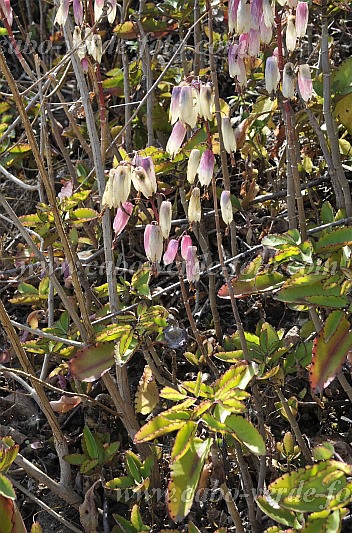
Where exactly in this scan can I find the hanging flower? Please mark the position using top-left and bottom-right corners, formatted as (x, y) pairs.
(73, 0), (83, 25)
(94, 0), (105, 22)
(222, 117), (237, 154)
(260, 15), (273, 44)
(282, 62), (295, 99)
(248, 29), (260, 57)
(298, 64), (313, 102)
(179, 86), (198, 129)
(265, 56), (280, 94)
(166, 121), (187, 158)
(181, 235), (193, 259)
(228, 0), (240, 33)
(159, 201), (172, 239)
(220, 191), (234, 225)
(133, 155), (157, 193)
(90, 34), (103, 63)
(169, 85), (182, 125)
(145, 224), (163, 262)
(199, 84), (213, 121)
(237, 0), (252, 34)
(188, 187), (202, 223)
(0, 0), (13, 25)
(163, 239), (179, 265)
(187, 149), (201, 184)
(296, 2), (309, 38)
(198, 149), (215, 187)
(286, 15), (297, 52)
(107, 0), (117, 23)
(186, 246), (200, 283)
(102, 166), (131, 208)
(250, 0), (263, 31)
(54, 0), (69, 26)
(132, 167), (155, 198)
(113, 202), (133, 236)
(73, 27), (86, 60)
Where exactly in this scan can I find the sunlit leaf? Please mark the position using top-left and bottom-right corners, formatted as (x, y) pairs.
(135, 365), (159, 415)
(310, 310), (352, 393)
(0, 474), (15, 500)
(69, 342), (115, 382)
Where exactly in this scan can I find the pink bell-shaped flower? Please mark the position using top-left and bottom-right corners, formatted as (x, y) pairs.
(107, 0), (117, 23)
(298, 64), (313, 102)
(90, 34), (103, 63)
(179, 86), (198, 129)
(282, 62), (295, 99)
(198, 149), (215, 187)
(250, 0), (263, 30)
(94, 0), (104, 22)
(296, 2), (309, 38)
(228, 0), (239, 33)
(73, 0), (83, 25)
(286, 15), (297, 52)
(166, 121), (187, 158)
(187, 149), (201, 184)
(113, 202), (133, 236)
(163, 239), (179, 265)
(222, 117), (237, 154)
(133, 155), (157, 193)
(181, 235), (193, 259)
(54, 0), (69, 26)
(169, 85), (182, 125)
(237, 0), (252, 34)
(199, 84), (213, 121)
(186, 246), (200, 283)
(220, 191), (234, 225)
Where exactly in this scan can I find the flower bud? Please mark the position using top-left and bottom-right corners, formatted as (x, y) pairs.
(199, 84), (213, 121)
(265, 56), (280, 94)
(169, 85), (182, 124)
(179, 86), (198, 129)
(73, 0), (83, 25)
(107, 0), (117, 23)
(81, 57), (89, 73)
(147, 224), (163, 263)
(188, 187), (202, 224)
(166, 121), (186, 158)
(159, 201), (172, 239)
(237, 0), (252, 34)
(163, 239), (179, 265)
(181, 235), (192, 259)
(94, 0), (104, 22)
(282, 62), (295, 99)
(132, 167), (154, 198)
(187, 149), (201, 184)
(186, 246), (200, 283)
(90, 33), (103, 63)
(222, 117), (237, 154)
(198, 149), (215, 187)
(286, 15), (297, 52)
(298, 64), (313, 102)
(220, 190), (234, 225)
(295, 2), (308, 38)
(55, 0), (69, 26)
(113, 202), (133, 236)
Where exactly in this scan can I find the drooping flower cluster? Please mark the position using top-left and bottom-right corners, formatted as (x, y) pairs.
(166, 81), (214, 158)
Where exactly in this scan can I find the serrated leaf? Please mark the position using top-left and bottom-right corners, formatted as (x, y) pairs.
(30, 523), (43, 533)
(167, 437), (213, 522)
(313, 442), (335, 462)
(135, 365), (159, 415)
(125, 451), (142, 483)
(218, 270), (286, 298)
(134, 412), (190, 443)
(159, 387), (188, 401)
(63, 454), (86, 466)
(131, 263), (151, 298)
(112, 513), (137, 533)
(315, 227), (352, 253)
(171, 422), (197, 462)
(80, 458), (99, 474)
(95, 325), (127, 342)
(130, 504), (149, 531)
(275, 274), (347, 308)
(71, 208), (98, 224)
(310, 310), (352, 394)
(69, 342), (115, 382)
(225, 415), (266, 455)
(256, 495), (296, 527)
(0, 496), (26, 533)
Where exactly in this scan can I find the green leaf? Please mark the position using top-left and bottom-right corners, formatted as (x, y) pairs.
(70, 208), (98, 224)
(130, 504), (149, 531)
(188, 521), (201, 533)
(0, 474), (15, 500)
(275, 274), (347, 308)
(321, 201), (335, 224)
(160, 387), (188, 401)
(69, 342), (115, 382)
(134, 411), (190, 443)
(167, 437), (213, 522)
(171, 422), (197, 462)
(106, 476), (135, 489)
(332, 56), (352, 94)
(225, 415), (266, 455)
(131, 263), (151, 298)
(334, 93), (352, 134)
(63, 454), (86, 466)
(256, 496), (295, 527)
(218, 268), (286, 298)
(0, 495), (26, 533)
(315, 227), (352, 253)
(313, 442), (335, 462)
(125, 451), (142, 484)
(112, 513), (137, 533)
(83, 426), (98, 460)
(80, 458), (99, 474)
(310, 310), (352, 394)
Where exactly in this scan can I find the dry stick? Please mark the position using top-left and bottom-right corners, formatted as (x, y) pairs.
(62, 20), (132, 403)
(220, 482), (245, 533)
(0, 163), (39, 191)
(0, 300), (77, 489)
(207, 5), (237, 260)
(9, 477), (83, 533)
(321, 0), (352, 216)
(177, 261), (219, 378)
(136, 8), (154, 147)
(275, 387), (313, 464)
(233, 440), (258, 533)
(122, 51), (133, 153)
(193, 0), (202, 77)
(13, 453), (82, 508)
(0, 192), (87, 339)
(0, 49), (94, 344)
